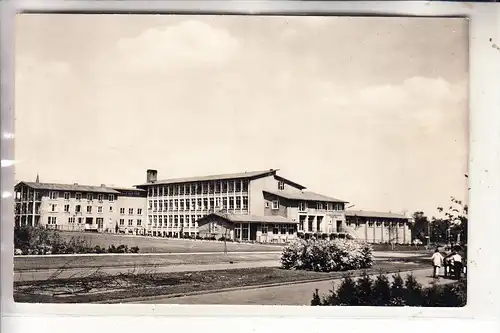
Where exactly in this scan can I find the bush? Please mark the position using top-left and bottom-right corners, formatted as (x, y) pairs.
(281, 238), (374, 272)
(312, 272), (467, 307)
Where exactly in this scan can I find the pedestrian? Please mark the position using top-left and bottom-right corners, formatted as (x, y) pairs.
(450, 251), (463, 280)
(431, 248), (444, 278)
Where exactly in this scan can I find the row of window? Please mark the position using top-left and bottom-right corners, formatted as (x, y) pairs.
(119, 219), (142, 226)
(49, 204), (143, 215)
(149, 214), (200, 228)
(347, 221), (407, 227)
(49, 217), (144, 226)
(147, 180), (250, 197)
(48, 191), (115, 202)
(148, 197), (249, 212)
(299, 201), (344, 211)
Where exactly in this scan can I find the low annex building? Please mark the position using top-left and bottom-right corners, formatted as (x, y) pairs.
(14, 168), (413, 244)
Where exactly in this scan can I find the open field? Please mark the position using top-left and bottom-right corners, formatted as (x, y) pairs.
(55, 231), (284, 253)
(14, 261), (429, 304)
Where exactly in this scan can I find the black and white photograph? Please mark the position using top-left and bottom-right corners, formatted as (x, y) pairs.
(12, 14), (468, 306)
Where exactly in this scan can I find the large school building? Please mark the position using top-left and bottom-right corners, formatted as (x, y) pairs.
(14, 168), (412, 244)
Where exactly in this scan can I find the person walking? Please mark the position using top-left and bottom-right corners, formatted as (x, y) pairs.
(431, 248), (444, 278)
(450, 251), (463, 280)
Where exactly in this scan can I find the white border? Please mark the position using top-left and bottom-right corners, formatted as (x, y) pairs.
(1, 1), (500, 332)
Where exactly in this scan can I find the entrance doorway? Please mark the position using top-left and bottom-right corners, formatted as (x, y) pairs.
(336, 220), (342, 232)
(250, 224), (258, 241)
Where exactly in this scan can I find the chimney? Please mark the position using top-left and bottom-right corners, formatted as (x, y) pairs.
(147, 169), (158, 183)
(101, 184), (106, 187)
(74, 183), (78, 185)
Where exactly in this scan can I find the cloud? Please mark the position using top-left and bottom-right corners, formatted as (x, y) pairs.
(111, 20), (239, 72)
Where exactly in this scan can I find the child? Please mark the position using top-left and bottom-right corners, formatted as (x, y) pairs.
(431, 248), (444, 278)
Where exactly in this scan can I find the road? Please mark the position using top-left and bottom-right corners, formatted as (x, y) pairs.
(133, 268), (451, 305)
(13, 251), (427, 282)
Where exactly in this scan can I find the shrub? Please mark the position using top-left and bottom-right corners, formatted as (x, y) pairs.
(130, 246), (140, 253)
(281, 238), (374, 272)
(311, 273), (467, 307)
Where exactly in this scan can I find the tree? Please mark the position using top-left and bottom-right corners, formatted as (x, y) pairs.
(437, 196), (468, 245)
(410, 211), (429, 242)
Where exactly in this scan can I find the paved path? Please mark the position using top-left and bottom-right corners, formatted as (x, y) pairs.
(134, 268), (453, 305)
(14, 250), (426, 282)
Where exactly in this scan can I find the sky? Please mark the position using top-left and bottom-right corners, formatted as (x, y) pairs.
(14, 14), (469, 217)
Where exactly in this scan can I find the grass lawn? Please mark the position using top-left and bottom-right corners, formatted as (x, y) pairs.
(14, 252), (282, 271)
(56, 231), (284, 253)
(14, 260), (427, 304)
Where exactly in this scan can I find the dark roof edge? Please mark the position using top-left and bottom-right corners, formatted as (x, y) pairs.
(274, 175), (307, 190)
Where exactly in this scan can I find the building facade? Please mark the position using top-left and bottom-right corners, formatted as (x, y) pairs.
(14, 169), (413, 244)
(14, 181), (147, 235)
(345, 210), (412, 244)
(134, 169), (349, 242)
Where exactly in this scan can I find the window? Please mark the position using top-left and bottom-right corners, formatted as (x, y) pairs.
(280, 224), (287, 234)
(265, 202), (269, 208)
(179, 199), (185, 211)
(278, 181), (285, 191)
(242, 180), (248, 192)
(120, 219), (124, 226)
(138, 208), (142, 215)
(174, 199), (179, 210)
(64, 192), (70, 200)
(75, 193), (82, 201)
(368, 221), (374, 227)
(153, 201), (157, 212)
(186, 184), (191, 195)
(221, 182), (227, 193)
(158, 216), (163, 227)
(50, 204), (57, 212)
(215, 181), (221, 194)
(272, 200), (279, 210)
(203, 198), (208, 210)
(98, 206), (103, 213)
(346, 221), (352, 226)
(137, 219), (142, 226)
(262, 224), (268, 233)
(163, 200), (168, 211)
(68, 217), (75, 223)
(78, 217), (83, 224)
(129, 208), (134, 215)
(222, 198), (227, 209)
(108, 194), (114, 202)
(128, 219), (133, 226)
(228, 181), (234, 192)
(235, 181), (241, 192)
(399, 222), (405, 227)
(109, 206), (113, 212)
(288, 224), (296, 234)
(64, 204), (70, 212)
(179, 185), (184, 195)
(50, 191), (58, 200)
(299, 201), (307, 211)
(120, 208), (125, 214)
(191, 199), (196, 210)
(376, 221), (382, 227)
(48, 216), (57, 224)
(87, 206), (92, 213)
(87, 193), (93, 201)
(208, 182), (214, 194)
(273, 224), (279, 234)
(169, 200), (174, 211)
(229, 197), (234, 210)
(209, 198), (214, 210)
(235, 197), (241, 209)
(97, 194), (103, 202)
(215, 197), (221, 208)
(191, 215), (196, 227)
(75, 205), (81, 213)
(327, 203), (333, 211)
(174, 215), (179, 227)
(316, 202), (325, 210)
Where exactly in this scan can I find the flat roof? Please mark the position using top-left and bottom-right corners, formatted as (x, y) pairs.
(135, 169), (278, 186)
(16, 182), (120, 194)
(198, 212), (297, 224)
(264, 190), (348, 203)
(345, 210), (409, 219)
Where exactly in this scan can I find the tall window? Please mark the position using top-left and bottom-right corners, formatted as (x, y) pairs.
(222, 197), (228, 209)
(120, 208), (125, 214)
(299, 201), (307, 211)
(64, 204), (70, 212)
(109, 206), (113, 212)
(272, 200), (279, 210)
(215, 181), (221, 194)
(209, 198), (214, 210)
(242, 180), (248, 192)
(228, 181), (234, 192)
(163, 200), (168, 211)
(197, 198), (202, 210)
(108, 194), (114, 202)
(87, 206), (92, 213)
(159, 201), (163, 211)
(76, 193), (82, 201)
(64, 192), (70, 200)
(87, 193), (93, 201)
(243, 197), (248, 210)
(235, 181), (241, 192)
(120, 219), (124, 226)
(179, 185), (184, 195)
(229, 197), (234, 209)
(50, 191), (58, 200)
(48, 216), (57, 224)
(262, 224), (268, 233)
(97, 194), (104, 202)
(98, 206), (103, 213)
(235, 197), (241, 209)
(75, 205), (81, 213)
(137, 219), (142, 226)
(179, 199), (185, 211)
(221, 182), (227, 193)
(215, 197), (221, 208)
(208, 182), (214, 194)
(203, 198), (208, 210)
(138, 208), (142, 215)
(191, 215), (196, 227)
(185, 199), (190, 211)
(202, 183), (208, 194)
(158, 216), (163, 227)
(50, 204), (57, 212)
